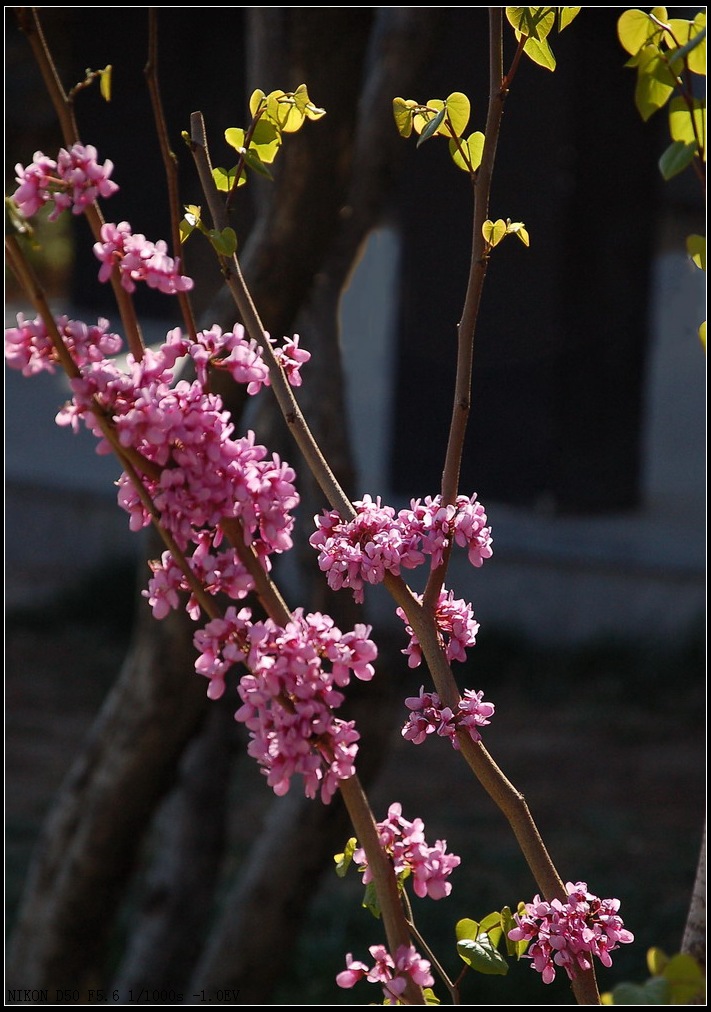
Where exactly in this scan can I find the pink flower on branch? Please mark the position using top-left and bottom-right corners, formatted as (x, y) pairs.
(93, 221), (193, 295)
(508, 881), (634, 984)
(194, 607), (377, 803)
(310, 493), (492, 603)
(354, 802), (461, 901)
(402, 685), (495, 749)
(5, 313), (122, 376)
(13, 144), (118, 220)
(397, 588), (480, 668)
(336, 943), (434, 1000)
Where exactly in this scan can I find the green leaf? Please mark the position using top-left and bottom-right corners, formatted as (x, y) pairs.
(686, 234), (705, 271)
(449, 131), (485, 173)
(666, 18), (706, 76)
(557, 7), (581, 32)
(243, 147), (274, 180)
(501, 906), (529, 958)
(334, 837), (357, 877)
(457, 935), (509, 975)
(212, 165), (243, 192)
(617, 9), (664, 57)
(658, 139), (697, 179)
(249, 119), (282, 164)
(393, 97), (418, 138)
(698, 320), (706, 348)
(224, 127), (246, 152)
(478, 911), (502, 933)
(362, 881), (381, 919)
(444, 92), (471, 137)
(523, 34), (557, 70)
(417, 106), (447, 147)
(646, 947), (668, 976)
(99, 65), (112, 102)
(663, 953), (706, 1004)
(607, 979), (671, 1004)
(455, 918), (480, 941)
(249, 88), (266, 118)
(483, 219), (508, 247)
(634, 46), (676, 120)
(208, 227), (237, 257)
(423, 987), (441, 1005)
(668, 97), (706, 154)
(506, 7), (556, 41)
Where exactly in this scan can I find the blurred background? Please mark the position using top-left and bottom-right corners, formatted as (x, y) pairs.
(6, 7), (705, 1005)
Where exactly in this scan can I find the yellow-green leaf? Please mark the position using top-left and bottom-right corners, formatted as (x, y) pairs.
(524, 34), (556, 70)
(249, 119), (282, 164)
(449, 131), (485, 173)
(686, 234), (705, 271)
(663, 953), (706, 1004)
(634, 46), (676, 120)
(617, 8), (664, 56)
(483, 219), (507, 247)
(659, 139), (697, 179)
(666, 17), (706, 76)
(225, 127), (246, 153)
(455, 918), (480, 941)
(417, 106), (447, 147)
(413, 99), (445, 136)
(249, 88), (266, 118)
(393, 97), (418, 138)
(99, 65), (112, 102)
(698, 320), (706, 348)
(557, 7), (581, 32)
(647, 947), (668, 976)
(212, 165), (244, 192)
(334, 837), (357, 877)
(444, 92), (471, 137)
(423, 987), (441, 1005)
(506, 7), (556, 41)
(668, 96), (706, 154)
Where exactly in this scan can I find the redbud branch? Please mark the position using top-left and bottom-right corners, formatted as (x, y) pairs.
(144, 9), (199, 342)
(423, 7), (504, 613)
(401, 889), (459, 1004)
(14, 7), (145, 360)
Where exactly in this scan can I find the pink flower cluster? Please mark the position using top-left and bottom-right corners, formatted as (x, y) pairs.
(93, 221), (193, 294)
(336, 944), (434, 1001)
(402, 685), (495, 749)
(310, 493), (492, 605)
(13, 144), (119, 221)
(187, 324), (310, 394)
(508, 882), (634, 984)
(194, 607), (377, 802)
(355, 802), (460, 901)
(398, 588), (480, 668)
(5, 313), (122, 376)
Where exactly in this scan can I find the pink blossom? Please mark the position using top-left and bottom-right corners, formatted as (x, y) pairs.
(5, 313), (122, 376)
(13, 144), (118, 220)
(93, 221), (193, 294)
(271, 333), (311, 386)
(397, 588), (479, 669)
(508, 881), (634, 984)
(336, 944), (434, 1000)
(353, 802), (460, 901)
(402, 685), (494, 750)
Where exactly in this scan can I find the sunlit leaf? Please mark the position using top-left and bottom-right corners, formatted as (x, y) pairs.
(455, 918), (480, 941)
(444, 92), (471, 137)
(483, 219), (508, 247)
(659, 139), (697, 178)
(334, 837), (357, 877)
(393, 97), (418, 138)
(225, 127), (246, 153)
(557, 7), (581, 32)
(413, 100), (445, 136)
(646, 948), (668, 976)
(617, 8), (664, 56)
(634, 46), (676, 120)
(99, 65), (112, 102)
(698, 320), (706, 348)
(523, 35), (556, 70)
(668, 97), (706, 154)
(506, 7), (556, 41)
(666, 18), (706, 75)
(457, 935), (509, 975)
(249, 88), (266, 118)
(212, 165), (243, 192)
(449, 131), (485, 173)
(423, 987), (441, 1005)
(686, 234), (706, 271)
(501, 906), (529, 957)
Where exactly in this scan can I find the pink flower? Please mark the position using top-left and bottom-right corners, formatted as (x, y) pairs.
(508, 882), (634, 983)
(353, 802), (460, 901)
(402, 685), (494, 750)
(336, 944), (433, 1000)
(397, 588), (479, 669)
(13, 145), (118, 220)
(93, 221), (193, 294)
